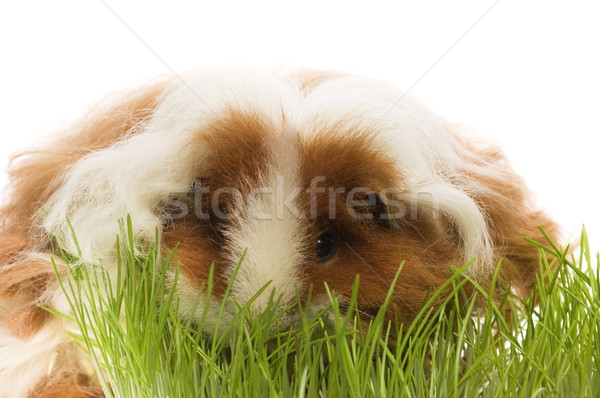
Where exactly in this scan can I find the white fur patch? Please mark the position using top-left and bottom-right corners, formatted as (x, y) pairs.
(0, 321), (91, 398)
(223, 132), (307, 313)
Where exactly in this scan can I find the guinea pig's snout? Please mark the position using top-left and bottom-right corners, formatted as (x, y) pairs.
(228, 253), (304, 319)
(224, 217), (307, 318)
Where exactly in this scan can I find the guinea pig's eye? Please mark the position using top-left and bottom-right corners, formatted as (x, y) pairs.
(316, 232), (338, 263)
(368, 192), (388, 222)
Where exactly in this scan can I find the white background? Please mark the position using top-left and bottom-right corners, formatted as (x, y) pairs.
(1, 1), (598, 253)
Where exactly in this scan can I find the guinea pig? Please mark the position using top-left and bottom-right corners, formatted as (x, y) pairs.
(0, 68), (558, 396)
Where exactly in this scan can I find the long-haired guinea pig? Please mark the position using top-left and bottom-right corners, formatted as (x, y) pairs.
(0, 69), (558, 396)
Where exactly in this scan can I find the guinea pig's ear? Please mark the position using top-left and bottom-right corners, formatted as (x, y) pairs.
(449, 126), (561, 297)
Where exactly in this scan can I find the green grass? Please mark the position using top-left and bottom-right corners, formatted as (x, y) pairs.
(52, 218), (600, 397)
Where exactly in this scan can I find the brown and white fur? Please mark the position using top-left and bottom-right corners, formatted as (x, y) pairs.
(0, 69), (558, 397)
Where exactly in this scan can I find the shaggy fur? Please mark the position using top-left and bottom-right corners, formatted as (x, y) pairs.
(0, 69), (558, 397)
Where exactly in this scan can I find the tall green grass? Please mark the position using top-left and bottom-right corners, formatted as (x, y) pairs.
(53, 218), (600, 397)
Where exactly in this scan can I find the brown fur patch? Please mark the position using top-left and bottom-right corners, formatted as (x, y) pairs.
(471, 169), (559, 295)
(449, 127), (561, 297)
(297, 128), (461, 323)
(0, 255), (67, 339)
(163, 109), (275, 295)
(30, 372), (104, 398)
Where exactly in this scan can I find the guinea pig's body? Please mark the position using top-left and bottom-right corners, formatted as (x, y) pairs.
(0, 69), (557, 397)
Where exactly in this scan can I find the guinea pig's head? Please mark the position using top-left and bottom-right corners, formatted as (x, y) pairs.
(30, 69), (558, 331)
(160, 109), (460, 327)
